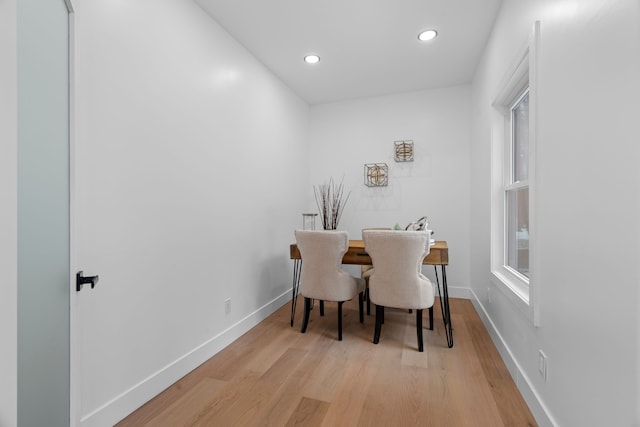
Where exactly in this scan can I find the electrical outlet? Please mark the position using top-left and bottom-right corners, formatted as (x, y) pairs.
(487, 287), (492, 303)
(538, 350), (548, 381)
(225, 298), (231, 315)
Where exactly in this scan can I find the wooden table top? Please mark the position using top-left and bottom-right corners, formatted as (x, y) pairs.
(290, 239), (448, 266)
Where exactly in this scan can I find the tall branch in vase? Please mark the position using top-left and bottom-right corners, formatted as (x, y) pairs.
(313, 177), (351, 230)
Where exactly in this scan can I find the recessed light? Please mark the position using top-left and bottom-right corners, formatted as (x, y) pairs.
(304, 55), (320, 64)
(418, 29), (438, 41)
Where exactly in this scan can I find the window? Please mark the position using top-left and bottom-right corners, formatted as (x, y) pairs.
(506, 90), (529, 278)
(490, 22), (539, 325)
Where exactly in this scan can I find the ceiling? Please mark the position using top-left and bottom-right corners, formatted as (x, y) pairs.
(195, 0), (502, 105)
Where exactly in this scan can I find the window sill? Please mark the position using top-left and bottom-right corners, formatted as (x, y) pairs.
(490, 269), (533, 324)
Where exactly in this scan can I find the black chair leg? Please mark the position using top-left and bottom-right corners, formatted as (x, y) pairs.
(338, 301), (343, 341)
(366, 288), (370, 315)
(301, 297), (311, 333)
(373, 305), (384, 344)
(358, 292), (364, 323)
(428, 306), (434, 330)
(319, 300), (324, 316)
(416, 309), (424, 352)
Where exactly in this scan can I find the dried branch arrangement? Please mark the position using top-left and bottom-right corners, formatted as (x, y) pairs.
(313, 177), (351, 230)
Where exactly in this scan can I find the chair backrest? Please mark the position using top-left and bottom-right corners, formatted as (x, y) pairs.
(362, 230), (434, 309)
(294, 230), (359, 301)
(361, 227), (391, 274)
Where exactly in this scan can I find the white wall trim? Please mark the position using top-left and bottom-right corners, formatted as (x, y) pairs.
(489, 21), (541, 327)
(68, 3), (80, 425)
(443, 284), (471, 300)
(0, 0), (17, 425)
(80, 289), (291, 427)
(469, 288), (557, 427)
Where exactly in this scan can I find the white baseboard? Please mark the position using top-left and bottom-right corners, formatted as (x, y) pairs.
(443, 284), (471, 300)
(469, 289), (557, 427)
(81, 290), (291, 427)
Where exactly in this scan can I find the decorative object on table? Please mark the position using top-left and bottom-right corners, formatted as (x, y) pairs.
(313, 177), (351, 230)
(364, 163), (388, 187)
(394, 140), (414, 162)
(405, 216), (435, 246)
(405, 216), (428, 231)
(302, 213), (318, 230)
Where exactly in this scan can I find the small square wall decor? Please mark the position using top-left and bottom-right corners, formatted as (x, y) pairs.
(394, 140), (414, 162)
(364, 163), (388, 187)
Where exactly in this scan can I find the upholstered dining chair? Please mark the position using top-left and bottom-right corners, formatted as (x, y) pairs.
(361, 227), (391, 315)
(362, 229), (435, 352)
(295, 230), (365, 341)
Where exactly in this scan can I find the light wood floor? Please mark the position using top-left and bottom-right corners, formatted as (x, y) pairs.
(117, 297), (537, 426)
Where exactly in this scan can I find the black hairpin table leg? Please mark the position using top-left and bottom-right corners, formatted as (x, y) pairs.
(290, 259), (302, 327)
(434, 265), (453, 348)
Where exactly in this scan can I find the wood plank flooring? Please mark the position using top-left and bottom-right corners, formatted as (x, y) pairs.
(117, 297), (537, 426)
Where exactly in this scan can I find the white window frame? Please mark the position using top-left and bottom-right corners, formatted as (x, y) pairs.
(490, 22), (540, 326)
(505, 88), (529, 279)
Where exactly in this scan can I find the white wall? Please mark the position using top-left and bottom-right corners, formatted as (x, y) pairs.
(0, 0), (17, 425)
(73, 1), (309, 424)
(308, 86), (471, 293)
(470, 0), (640, 426)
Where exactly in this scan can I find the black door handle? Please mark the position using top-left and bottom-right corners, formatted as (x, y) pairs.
(76, 271), (99, 292)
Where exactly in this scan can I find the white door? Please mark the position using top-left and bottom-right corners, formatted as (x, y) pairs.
(70, 6), (182, 424)
(69, 43), (143, 427)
